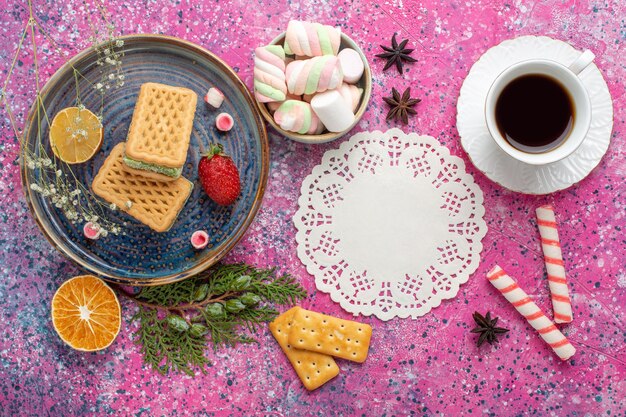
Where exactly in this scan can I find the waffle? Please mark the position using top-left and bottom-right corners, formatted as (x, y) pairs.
(124, 82), (197, 174)
(92, 143), (193, 233)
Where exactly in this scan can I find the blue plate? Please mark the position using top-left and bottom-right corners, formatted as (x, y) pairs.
(21, 35), (269, 285)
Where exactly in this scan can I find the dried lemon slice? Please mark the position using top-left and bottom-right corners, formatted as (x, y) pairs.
(51, 275), (121, 351)
(49, 107), (103, 164)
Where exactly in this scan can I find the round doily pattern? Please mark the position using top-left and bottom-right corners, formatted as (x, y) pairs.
(294, 129), (487, 320)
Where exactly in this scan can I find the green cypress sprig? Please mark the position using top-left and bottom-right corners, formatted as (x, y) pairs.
(121, 263), (307, 376)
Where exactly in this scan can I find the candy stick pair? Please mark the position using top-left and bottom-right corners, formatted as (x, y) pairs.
(536, 205), (573, 323)
(487, 265), (576, 361)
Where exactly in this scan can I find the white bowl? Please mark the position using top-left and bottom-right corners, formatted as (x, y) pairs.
(256, 32), (372, 144)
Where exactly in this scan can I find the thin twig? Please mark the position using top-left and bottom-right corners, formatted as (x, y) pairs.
(117, 290), (236, 312)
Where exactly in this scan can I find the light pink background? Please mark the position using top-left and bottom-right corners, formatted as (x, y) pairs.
(0, 0), (624, 415)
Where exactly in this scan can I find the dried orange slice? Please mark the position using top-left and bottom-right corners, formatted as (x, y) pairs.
(49, 106), (103, 164)
(51, 275), (121, 351)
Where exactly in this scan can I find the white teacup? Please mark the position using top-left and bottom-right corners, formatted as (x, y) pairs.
(485, 50), (595, 165)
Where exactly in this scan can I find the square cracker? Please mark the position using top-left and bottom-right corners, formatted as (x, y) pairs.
(269, 307), (339, 391)
(92, 143), (193, 233)
(125, 82), (197, 168)
(287, 308), (372, 363)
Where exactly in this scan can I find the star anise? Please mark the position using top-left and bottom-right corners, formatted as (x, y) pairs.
(383, 87), (421, 125)
(470, 311), (509, 347)
(375, 33), (417, 74)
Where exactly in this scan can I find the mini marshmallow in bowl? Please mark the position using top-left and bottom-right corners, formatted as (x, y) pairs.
(253, 20), (372, 144)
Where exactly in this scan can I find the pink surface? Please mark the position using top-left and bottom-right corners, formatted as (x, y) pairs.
(1, 0), (625, 416)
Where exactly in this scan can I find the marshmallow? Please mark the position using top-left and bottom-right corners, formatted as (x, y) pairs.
(274, 100), (324, 135)
(83, 222), (101, 240)
(191, 230), (209, 250)
(305, 84), (361, 110)
(215, 113), (234, 132)
(204, 87), (225, 109)
(286, 56), (343, 96)
(311, 89), (355, 132)
(267, 93), (302, 113)
(254, 45), (288, 103)
(337, 48), (364, 84)
(337, 83), (363, 112)
(284, 20), (341, 57)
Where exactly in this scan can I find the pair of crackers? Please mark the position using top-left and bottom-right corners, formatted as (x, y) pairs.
(269, 306), (372, 391)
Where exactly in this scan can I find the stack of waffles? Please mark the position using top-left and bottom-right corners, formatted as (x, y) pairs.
(92, 83), (197, 232)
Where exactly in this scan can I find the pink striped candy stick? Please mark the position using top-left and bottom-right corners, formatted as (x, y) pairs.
(536, 205), (573, 323)
(487, 265), (576, 361)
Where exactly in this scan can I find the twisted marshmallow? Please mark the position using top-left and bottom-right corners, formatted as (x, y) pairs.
(284, 20), (341, 57)
(286, 56), (343, 96)
(254, 45), (287, 103)
(274, 100), (324, 135)
(267, 93), (302, 113)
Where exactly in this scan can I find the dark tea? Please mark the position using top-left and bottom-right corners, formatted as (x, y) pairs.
(495, 74), (574, 154)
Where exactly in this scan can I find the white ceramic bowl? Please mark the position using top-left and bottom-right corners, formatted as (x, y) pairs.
(256, 32), (372, 144)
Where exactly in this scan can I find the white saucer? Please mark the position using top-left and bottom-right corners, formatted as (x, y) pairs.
(457, 36), (613, 195)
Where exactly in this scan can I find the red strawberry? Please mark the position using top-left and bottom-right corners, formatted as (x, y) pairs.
(198, 144), (241, 206)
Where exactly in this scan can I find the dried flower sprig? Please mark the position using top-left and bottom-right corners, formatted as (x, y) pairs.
(3, 0), (127, 237)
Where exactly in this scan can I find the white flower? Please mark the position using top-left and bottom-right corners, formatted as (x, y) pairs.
(109, 203), (117, 211)
(104, 48), (111, 56)
(30, 184), (41, 192)
(115, 39), (124, 47)
(118, 74), (125, 80)
(56, 170), (63, 177)
(95, 83), (103, 90)
(27, 161), (36, 169)
(125, 200), (132, 209)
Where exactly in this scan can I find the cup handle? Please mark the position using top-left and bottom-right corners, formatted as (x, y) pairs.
(568, 50), (595, 75)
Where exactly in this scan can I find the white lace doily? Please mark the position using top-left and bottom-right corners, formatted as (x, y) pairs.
(294, 129), (487, 320)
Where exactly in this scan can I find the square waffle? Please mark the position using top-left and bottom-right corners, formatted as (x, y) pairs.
(92, 143), (193, 232)
(124, 82), (197, 180)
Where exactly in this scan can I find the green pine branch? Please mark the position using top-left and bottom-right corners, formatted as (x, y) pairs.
(132, 308), (211, 376)
(122, 263), (307, 376)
